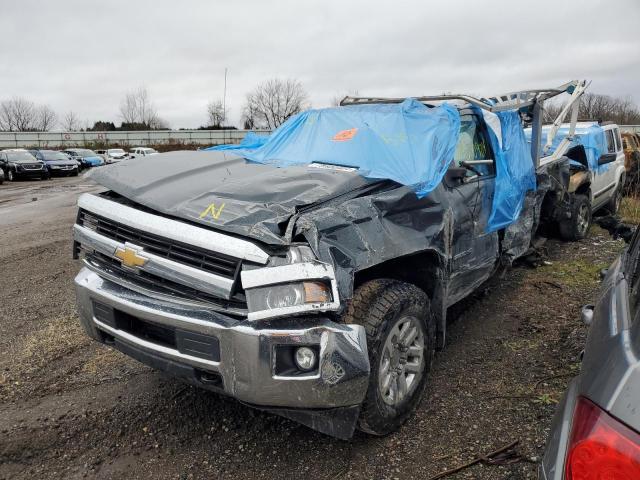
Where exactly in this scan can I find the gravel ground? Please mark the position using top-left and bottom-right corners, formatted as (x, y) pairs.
(0, 174), (629, 479)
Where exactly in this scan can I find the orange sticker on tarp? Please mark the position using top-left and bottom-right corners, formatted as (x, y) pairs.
(332, 128), (358, 142)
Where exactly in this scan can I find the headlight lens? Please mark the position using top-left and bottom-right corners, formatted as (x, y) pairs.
(246, 281), (332, 313)
(266, 284), (304, 309)
(243, 245), (335, 319)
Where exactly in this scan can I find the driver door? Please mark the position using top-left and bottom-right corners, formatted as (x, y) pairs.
(446, 111), (499, 304)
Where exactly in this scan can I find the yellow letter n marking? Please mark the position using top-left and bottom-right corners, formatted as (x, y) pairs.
(199, 203), (226, 220)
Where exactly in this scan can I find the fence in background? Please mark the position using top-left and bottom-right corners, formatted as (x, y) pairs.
(0, 129), (270, 149)
(2, 126), (639, 149)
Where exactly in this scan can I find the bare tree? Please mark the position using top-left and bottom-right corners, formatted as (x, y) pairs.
(119, 86), (164, 129)
(545, 92), (640, 125)
(206, 99), (226, 127)
(243, 78), (309, 129)
(0, 97), (38, 131)
(0, 100), (15, 131)
(242, 102), (258, 130)
(542, 101), (564, 123)
(35, 105), (57, 131)
(61, 111), (81, 131)
(578, 93), (640, 124)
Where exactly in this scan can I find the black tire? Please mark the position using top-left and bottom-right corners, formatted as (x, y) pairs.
(7, 169), (14, 182)
(559, 194), (591, 241)
(72, 168), (79, 177)
(605, 180), (623, 214)
(343, 279), (435, 436)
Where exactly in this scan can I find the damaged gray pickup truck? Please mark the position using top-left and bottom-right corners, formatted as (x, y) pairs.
(73, 80), (589, 439)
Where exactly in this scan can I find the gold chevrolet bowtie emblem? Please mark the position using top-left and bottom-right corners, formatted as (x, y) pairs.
(114, 246), (148, 269)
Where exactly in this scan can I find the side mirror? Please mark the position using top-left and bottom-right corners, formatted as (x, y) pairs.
(598, 153), (617, 165)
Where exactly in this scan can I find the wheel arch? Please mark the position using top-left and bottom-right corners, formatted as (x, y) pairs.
(352, 249), (448, 349)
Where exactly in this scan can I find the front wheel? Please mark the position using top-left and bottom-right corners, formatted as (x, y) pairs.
(7, 169), (14, 181)
(343, 279), (435, 435)
(559, 194), (592, 241)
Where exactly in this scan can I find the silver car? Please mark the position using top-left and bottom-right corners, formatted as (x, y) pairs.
(540, 228), (640, 478)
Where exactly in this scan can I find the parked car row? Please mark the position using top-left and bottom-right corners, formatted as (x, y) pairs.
(0, 146), (160, 184)
(0, 149), (51, 182)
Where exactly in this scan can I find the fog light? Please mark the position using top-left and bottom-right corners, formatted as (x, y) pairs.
(294, 346), (317, 371)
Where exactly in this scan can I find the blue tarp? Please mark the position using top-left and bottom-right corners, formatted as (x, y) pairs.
(213, 131), (269, 151)
(210, 100), (537, 233)
(207, 99), (461, 197)
(483, 110), (536, 232)
(525, 123), (607, 172)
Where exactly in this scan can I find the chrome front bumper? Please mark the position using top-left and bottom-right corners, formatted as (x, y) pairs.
(75, 267), (370, 409)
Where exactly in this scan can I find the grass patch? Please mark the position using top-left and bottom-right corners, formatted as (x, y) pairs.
(82, 348), (125, 374)
(620, 195), (640, 224)
(8, 317), (89, 377)
(536, 259), (609, 290)
(0, 317), (91, 400)
(502, 337), (544, 353)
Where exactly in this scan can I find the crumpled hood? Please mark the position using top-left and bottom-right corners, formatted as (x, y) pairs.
(88, 150), (373, 245)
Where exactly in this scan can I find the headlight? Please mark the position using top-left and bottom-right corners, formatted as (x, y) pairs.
(241, 245), (339, 321)
(246, 281), (332, 313)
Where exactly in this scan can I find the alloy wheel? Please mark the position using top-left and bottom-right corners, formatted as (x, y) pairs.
(378, 315), (425, 406)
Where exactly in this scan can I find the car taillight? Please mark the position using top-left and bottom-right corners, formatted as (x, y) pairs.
(565, 397), (640, 479)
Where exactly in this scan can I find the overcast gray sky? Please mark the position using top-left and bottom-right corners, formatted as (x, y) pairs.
(1, 0), (639, 129)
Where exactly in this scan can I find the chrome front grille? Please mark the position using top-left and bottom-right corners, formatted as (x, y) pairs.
(73, 193), (269, 314)
(79, 209), (240, 279)
(82, 251), (247, 314)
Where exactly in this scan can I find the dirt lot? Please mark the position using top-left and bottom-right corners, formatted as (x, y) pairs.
(0, 174), (632, 480)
